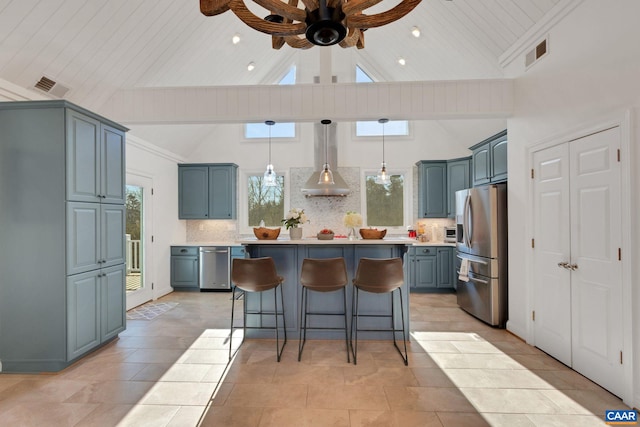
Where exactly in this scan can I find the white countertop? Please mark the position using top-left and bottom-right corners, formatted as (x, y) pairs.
(171, 239), (455, 247)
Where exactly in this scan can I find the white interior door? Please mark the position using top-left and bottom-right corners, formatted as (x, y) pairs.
(532, 127), (623, 397)
(532, 144), (572, 366)
(569, 127), (623, 397)
(125, 173), (154, 310)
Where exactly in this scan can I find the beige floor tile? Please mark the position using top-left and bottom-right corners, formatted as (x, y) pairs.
(259, 408), (350, 427)
(132, 363), (212, 382)
(0, 401), (99, 427)
(307, 384), (389, 410)
(349, 409), (443, 427)
(429, 353), (526, 370)
(179, 349), (232, 364)
(272, 363), (345, 385)
(384, 385), (477, 412)
(411, 340), (461, 353)
(480, 413), (537, 427)
(166, 406), (207, 426)
(223, 363), (277, 384)
(410, 368), (458, 388)
(114, 404), (181, 427)
(0, 378), (92, 403)
(199, 405), (263, 427)
(450, 340), (504, 354)
(140, 381), (218, 406)
(226, 383), (308, 408)
(64, 380), (154, 404)
(74, 403), (135, 426)
(436, 411), (492, 427)
(60, 361), (147, 381)
(459, 388), (563, 414)
(442, 368), (555, 389)
(540, 388), (628, 415)
(343, 365), (419, 386)
(124, 348), (192, 364)
(202, 364), (229, 383)
(510, 354), (571, 371)
(525, 413), (609, 426)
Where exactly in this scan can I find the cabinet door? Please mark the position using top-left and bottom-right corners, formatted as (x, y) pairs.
(101, 264), (125, 341)
(418, 162), (447, 218)
(437, 247), (454, 289)
(67, 202), (101, 275)
(67, 110), (101, 202)
(67, 270), (100, 360)
(415, 255), (437, 289)
(178, 166), (209, 219)
(209, 165), (237, 219)
(101, 124), (126, 204)
(472, 144), (491, 186)
(490, 138), (508, 183)
(171, 256), (199, 288)
(447, 158), (471, 218)
(101, 204), (125, 268)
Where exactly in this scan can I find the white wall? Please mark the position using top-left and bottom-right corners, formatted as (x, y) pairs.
(126, 136), (186, 299)
(504, 0), (640, 407)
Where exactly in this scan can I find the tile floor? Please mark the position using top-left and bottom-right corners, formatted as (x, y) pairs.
(0, 291), (630, 426)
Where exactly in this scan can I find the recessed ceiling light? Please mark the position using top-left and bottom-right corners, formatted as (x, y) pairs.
(411, 26), (420, 38)
(398, 58), (406, 66)
(232, 34), (241, 44)
(247, 62), (256, 71)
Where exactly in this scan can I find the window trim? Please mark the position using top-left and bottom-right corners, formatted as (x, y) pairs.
(360, 167), (413, 233)
(239, 168), (290, 235)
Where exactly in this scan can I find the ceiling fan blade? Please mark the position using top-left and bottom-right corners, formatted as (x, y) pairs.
(346, 0), (421, 29)
(272, 35), (286, 49)
(338, 28), (361, 48)
(229, 0), (306, 35)
(200, 0), (232, 15)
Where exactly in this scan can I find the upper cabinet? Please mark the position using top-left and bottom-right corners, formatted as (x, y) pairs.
(470, 130), (507, 187)
(417, 158), (471, 219)
(66, 110), (125, 204)
(417, 161), (447, 218)
(446, 157), (471, 218)
(178, 163), (238, 219)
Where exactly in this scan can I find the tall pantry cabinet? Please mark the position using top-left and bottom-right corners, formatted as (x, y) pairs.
(0, 101), (127, 372)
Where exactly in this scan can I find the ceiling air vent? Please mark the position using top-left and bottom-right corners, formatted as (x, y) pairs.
(34, 76), (70, 98)
(525, 38), (548, 69)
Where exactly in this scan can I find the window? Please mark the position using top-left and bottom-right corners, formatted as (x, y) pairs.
(247, 174), (285, 227)
(355, 65), (408, 137)
(245, 66), (296, 139)
(365, 173), (405, 227)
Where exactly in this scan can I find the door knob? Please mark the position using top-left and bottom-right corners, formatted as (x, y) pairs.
(568, 263), (578, 271)
(557, 262), (569, 269)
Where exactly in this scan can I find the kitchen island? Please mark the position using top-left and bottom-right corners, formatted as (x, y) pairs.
(237, 237), (413, 340)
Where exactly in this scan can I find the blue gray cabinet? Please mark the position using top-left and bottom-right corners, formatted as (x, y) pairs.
(178, 163), (238, 219)
(408, 246), (455, 290)
(446, 157), (471, 218)
(0, 100), (127, 372)
(417, 161), (447, 218)
(470, 130), (507, 186)
(171, 246), (199, 289)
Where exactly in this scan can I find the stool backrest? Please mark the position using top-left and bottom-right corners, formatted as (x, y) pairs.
(353, 257), (404, 293)
(300, 257), (348, 291)
(231, 257), (282, 292)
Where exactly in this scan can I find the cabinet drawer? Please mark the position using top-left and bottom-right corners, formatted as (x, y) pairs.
(415, 247), (436, 255)
(171, 246), (198, 256)
(230, 246), (246, 258)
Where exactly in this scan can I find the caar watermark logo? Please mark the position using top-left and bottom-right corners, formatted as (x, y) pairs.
(605, 410), (638, 425)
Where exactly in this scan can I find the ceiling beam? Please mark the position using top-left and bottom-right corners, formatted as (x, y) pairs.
(99, 79), (513, 125)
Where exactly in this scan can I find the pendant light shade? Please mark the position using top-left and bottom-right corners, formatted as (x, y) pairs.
(318, 119), (335, 185)
(375, 118), (391, 185)
(263, 120), (277, 187)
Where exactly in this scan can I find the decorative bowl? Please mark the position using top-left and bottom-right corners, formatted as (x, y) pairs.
(317, 232), (335, 240)
(253, 227), (281, 240)
(359, 228), (387, 239)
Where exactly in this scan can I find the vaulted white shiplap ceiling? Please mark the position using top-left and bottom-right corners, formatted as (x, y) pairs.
(0, 0), (565, 156)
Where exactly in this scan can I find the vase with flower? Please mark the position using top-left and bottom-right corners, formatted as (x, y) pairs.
(282, 208), (308, 240)
(343, 211), (363, 241)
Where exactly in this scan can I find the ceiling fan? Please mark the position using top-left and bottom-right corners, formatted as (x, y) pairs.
(200, 0), (422, 49)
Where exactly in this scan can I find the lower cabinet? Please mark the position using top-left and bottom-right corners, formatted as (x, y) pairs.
(171, 246), (199, 289)
(67, 264), (125, 360)
(408, 246), (455, 291)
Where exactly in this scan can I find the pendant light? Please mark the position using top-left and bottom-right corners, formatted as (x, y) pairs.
(263, 120), (277, 187)
(375, 118), (391, 185)
(318, 119), (335, 185)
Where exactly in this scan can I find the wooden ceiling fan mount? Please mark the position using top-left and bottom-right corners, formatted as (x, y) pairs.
(200, 0), (422, 50)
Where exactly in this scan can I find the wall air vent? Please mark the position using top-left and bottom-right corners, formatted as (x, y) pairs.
(525, 38), (548, 69)
(34, 76), (70, 98)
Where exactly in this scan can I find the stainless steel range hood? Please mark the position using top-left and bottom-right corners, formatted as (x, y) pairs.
(301, 122), (351, 197)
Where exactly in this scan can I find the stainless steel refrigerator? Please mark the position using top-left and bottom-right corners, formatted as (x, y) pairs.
(455, 183), (508, 327)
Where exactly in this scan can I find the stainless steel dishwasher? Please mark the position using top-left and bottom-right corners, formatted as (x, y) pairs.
(198, 247), (230, 290)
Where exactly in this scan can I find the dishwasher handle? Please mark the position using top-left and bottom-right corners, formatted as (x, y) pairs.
(199, 249), (229, 254)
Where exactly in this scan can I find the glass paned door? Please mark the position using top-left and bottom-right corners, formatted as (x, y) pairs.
(125, 175), (153, 309)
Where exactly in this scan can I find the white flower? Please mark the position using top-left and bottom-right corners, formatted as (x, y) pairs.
(343, 212), (363, 228)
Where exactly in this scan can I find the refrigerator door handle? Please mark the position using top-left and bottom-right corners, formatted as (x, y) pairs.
(467, 195), (474, 246)
(467, 275), (489, 285)
(456, 254), (488, 265)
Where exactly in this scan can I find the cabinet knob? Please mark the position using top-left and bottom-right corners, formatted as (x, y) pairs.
(180, 249), (187, 253)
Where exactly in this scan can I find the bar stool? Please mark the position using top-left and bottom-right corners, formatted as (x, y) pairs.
(351, 257), (408, 365)
(229, 257), (287, 362)
(298, 257), (350, 362)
